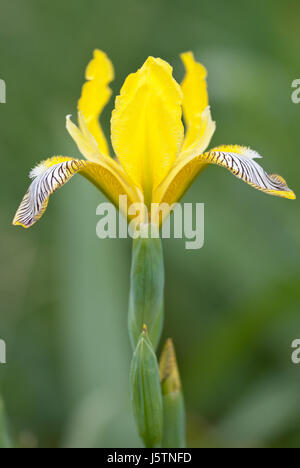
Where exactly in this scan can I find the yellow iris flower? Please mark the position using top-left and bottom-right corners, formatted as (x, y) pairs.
(13, 50), (295, 229)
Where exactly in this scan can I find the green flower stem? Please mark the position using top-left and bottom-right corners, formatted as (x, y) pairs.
(128, 225), (164, 350)
(128, 226), (186, 448)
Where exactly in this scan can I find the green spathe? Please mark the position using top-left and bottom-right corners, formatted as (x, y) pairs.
(162, 392), (185, 448)
(128, 224), (164, 350)
(160, 339), (186, 448)
(130, 328), (163, 448)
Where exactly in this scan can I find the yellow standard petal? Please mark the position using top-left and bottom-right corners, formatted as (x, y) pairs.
(78, 49), (114, 156)
(111, 56), (184, 208)
(13, 156), (141, 228)
(181, 52), (210, 152)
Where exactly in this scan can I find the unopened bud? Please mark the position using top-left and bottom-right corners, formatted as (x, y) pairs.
(159, 339), (186, 448)
(130, 326), (163, 447)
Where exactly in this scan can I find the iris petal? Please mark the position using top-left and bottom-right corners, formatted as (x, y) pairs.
(181, 52), (211, 152)
(111, 56), (184, 207)
(154, 145), (295, 213)
(78, 49), (114, 156)
(13, 156), (141, 228)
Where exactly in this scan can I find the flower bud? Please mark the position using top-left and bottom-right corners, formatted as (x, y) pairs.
(130, 326), (163, 447)
(159, 339), (186, 448)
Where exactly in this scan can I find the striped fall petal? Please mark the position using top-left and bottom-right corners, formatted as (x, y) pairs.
(13, 156), (140, 228)
(13, 158), (84, 228)
(202, 145), (295, 199)
(153, 144), (295, 210)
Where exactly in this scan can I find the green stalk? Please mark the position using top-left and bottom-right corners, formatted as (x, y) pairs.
(128, 226), (186, 448)
(128, 225), (164, 350)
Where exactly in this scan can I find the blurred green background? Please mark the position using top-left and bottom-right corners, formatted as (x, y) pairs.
(0, 0), (299, 448)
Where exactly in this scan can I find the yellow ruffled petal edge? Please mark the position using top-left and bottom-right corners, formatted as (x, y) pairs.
(13, 156), (142, 228)
(180, 51), (209, 152)
(111, 56), (184, 207)
(78, 49), (114, 156)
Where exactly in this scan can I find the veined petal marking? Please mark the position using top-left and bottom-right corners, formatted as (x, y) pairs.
(13, 155), (143, 229)
(13, 158), (86, 228)
(153, 144), (295, 219)
(203, 145), (295, 198)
